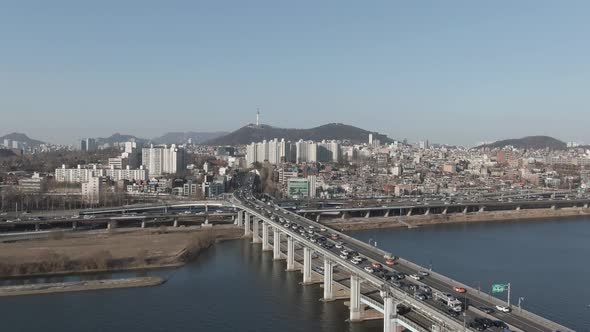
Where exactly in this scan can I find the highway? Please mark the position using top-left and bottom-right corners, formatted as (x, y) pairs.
(234, 173), (573, 332)
(294, 197), (590, 215)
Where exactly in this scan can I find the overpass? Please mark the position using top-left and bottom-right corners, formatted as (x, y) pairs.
(293, 198), (590, 222)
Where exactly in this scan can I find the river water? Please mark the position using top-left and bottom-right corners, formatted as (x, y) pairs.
(0, 217), (588, 331)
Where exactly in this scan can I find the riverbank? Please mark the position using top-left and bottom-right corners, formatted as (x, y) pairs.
(0, 226), (243, 278)
(0, 276), (165, 297)
(325, 207), (590, 231)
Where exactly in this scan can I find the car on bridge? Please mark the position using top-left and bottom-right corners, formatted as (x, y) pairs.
(409, 274), (422, 281)
(372, 262), (383, 269)
(453, 286), (466, 293)
(495, 304), (511, 313)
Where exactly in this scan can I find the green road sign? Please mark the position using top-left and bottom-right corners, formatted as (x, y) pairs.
(492, 284), (506, 293)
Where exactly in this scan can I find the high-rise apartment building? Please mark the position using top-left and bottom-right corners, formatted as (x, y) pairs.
(246, 139), (294, 166)
(82, 176), (103, 204)
(142, 144), (186, 176)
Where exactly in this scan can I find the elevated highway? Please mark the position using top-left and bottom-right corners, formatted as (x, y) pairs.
(232, 174), (574, 332)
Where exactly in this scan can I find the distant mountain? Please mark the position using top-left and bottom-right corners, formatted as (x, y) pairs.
(95, 133), (148, 146)
(205, 123), (394, 145)
(477, 136), (567, 150)
(0, 133), (45, 146)
(153, 131), (229, 145)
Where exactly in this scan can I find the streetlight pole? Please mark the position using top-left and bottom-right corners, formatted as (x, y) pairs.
(518, 297), (525, 312)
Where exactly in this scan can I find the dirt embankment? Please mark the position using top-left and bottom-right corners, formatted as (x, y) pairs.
(0, 277), (166, 297)
(326, 207), (590, 231)
(0, 226), (243, 278)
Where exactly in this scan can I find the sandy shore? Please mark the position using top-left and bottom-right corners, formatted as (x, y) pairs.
(0, 276), (165, 297)
(0, 226), (243, 278)
(324, 207), (590, 231)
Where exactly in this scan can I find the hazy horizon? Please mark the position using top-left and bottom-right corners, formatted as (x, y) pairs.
(2, 1), (589, 145)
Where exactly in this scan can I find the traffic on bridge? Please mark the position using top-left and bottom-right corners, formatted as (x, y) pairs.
(232, 173), (573, 332)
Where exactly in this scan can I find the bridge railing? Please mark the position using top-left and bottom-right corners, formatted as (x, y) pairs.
(396, 315), (430, 332)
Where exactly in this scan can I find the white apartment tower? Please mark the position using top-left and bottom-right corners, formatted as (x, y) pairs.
(142, 144), (185, 176)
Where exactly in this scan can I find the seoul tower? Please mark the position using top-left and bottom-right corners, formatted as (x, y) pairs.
(256, 108), (260, 127)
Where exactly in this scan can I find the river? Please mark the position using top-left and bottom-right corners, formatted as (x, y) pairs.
(0, 217), (588, 331)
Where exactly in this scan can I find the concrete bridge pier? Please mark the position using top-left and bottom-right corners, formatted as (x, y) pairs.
(141, 221), (146, 228)
(323, 259), (334, 301)
(516, 206), (521, 211)
(237, 211), (244, 227)
(72, 221), (77, 230)
(316, 214), (321, 222)
(341, 212), (348, 219)
(383, 294), (394, 332)
(35, 223), (40, 232)
(253, 217), (261, 243)
(384, 209), (390, 217)
(551, 205), (557, 210)
(262, 222), (271, 251)
(107, 220), (117, 230)
(584, 203), (589, 209)
(286, 236), (296, 271)
(424, 208), (430, 216)
(173, 218), (179, 227)
(406, 208), (412, 217)
(463, 207), (468, 214)
(349, 275), (362, 322)
(478, 206), (485, 214)
(442, 207), (448, 215)
(303, 247), (312, 284)
(244, 213), (252, 236)
(273, 227), (282, 260)
(365, 211), (371, 218)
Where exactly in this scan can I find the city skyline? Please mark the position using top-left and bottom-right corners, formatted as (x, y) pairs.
(2, 1), (590, 145)
(0, 119), (586, 148)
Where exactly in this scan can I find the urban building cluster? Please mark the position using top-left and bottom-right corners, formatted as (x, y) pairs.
(246, 139), (341, 165)
(246, 137), (590, 200)
(2, 129), (590, 212)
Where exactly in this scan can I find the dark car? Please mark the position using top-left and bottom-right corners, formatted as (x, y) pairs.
(397, 305), (411, 315)
(469, 322), (485, 331)
(493, 320), (509, 328)
(447, 309), (459, 317)
(479, 306), (494, 314)
(474, 318), (493, 328)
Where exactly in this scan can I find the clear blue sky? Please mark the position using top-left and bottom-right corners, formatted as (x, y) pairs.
(1, 1), (589, 145)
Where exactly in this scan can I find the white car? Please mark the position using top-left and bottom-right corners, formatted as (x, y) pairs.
(364, 266), (374, 273)
(409, 274), (422, 281)
(335, 242), (343, 249)
(495, 305), (511, 313)
(418, 271), (430, 276)
(350, 258), (361, 265)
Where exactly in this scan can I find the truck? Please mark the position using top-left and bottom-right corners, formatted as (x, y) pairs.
(434, 292), (463, 312)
